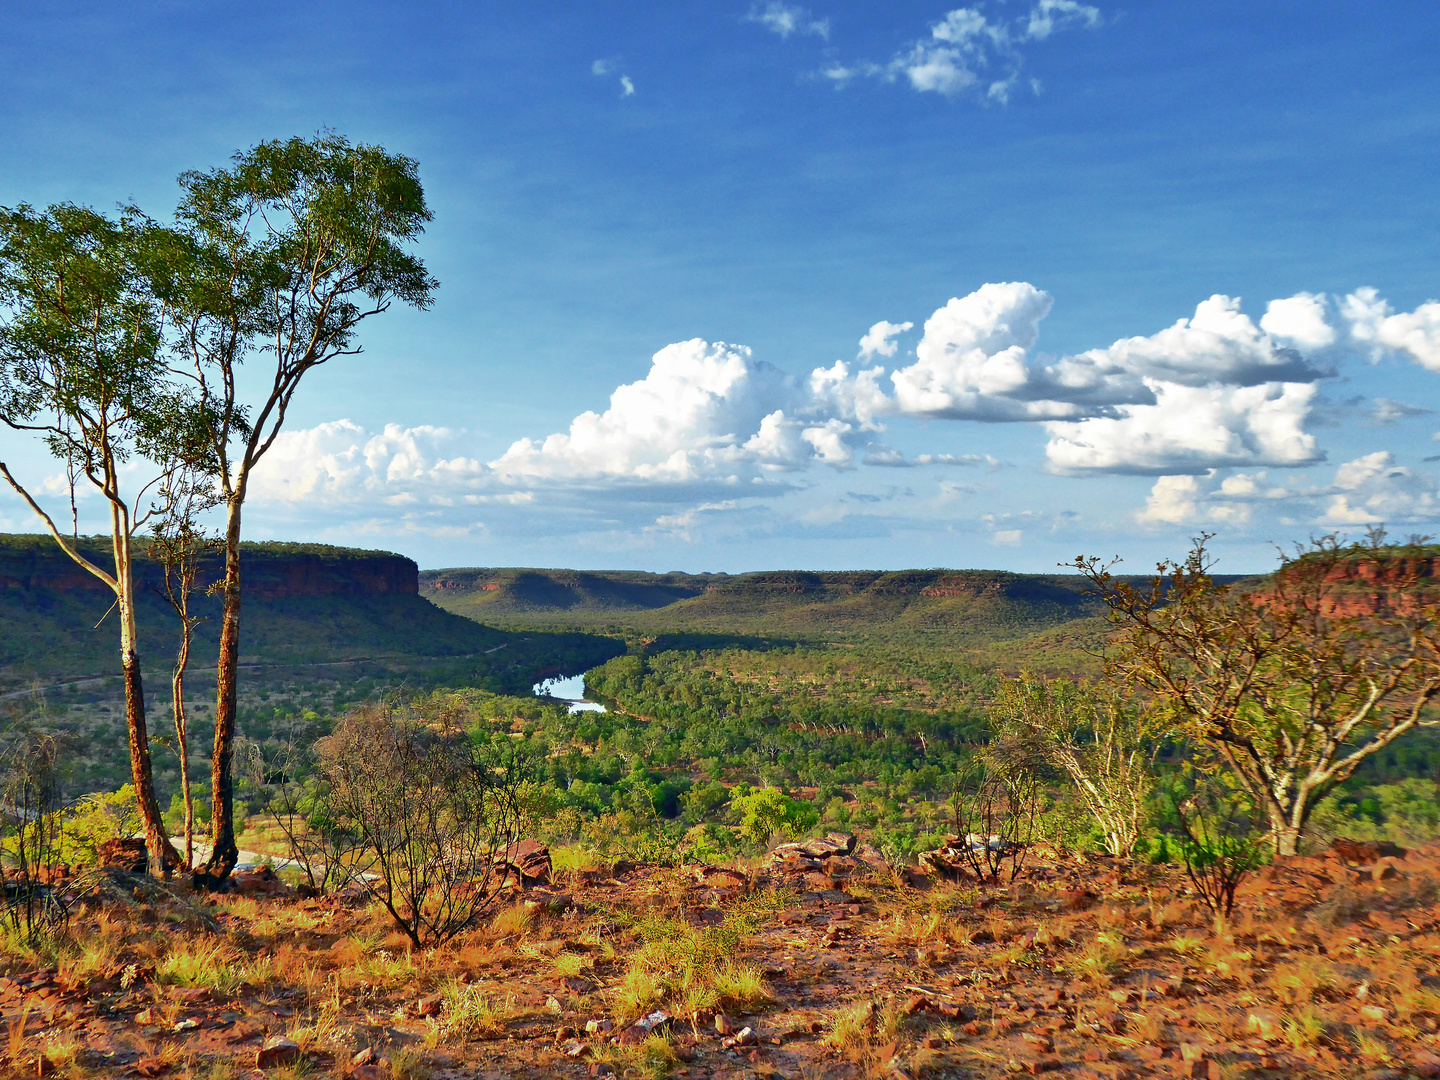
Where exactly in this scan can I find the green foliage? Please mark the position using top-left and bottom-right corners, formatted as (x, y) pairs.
(727, 785), (819, 846)
(59, 786), (140, 866)
(1310, 779), (1440, 846)
(1167, 774), (1269, 918)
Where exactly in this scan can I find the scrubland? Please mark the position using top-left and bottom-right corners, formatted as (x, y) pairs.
(5, 836), (1440, 1080)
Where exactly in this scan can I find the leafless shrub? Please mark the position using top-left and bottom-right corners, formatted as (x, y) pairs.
(1, 734), (67, 939)
(317, 703), (527, 948)
(240, 735), (361, 897)
(945, 738), (1043, 884)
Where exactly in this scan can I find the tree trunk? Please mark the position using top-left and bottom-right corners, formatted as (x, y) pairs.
(114, 519), (176, 877)
(202, 499), (243, 883)
(1268, 802), (1302, 857)
(172, 659), (192, 872)
(122, 645), (176, 876)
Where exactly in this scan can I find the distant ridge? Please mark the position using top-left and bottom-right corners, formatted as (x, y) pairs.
(419, 566), (1117, 648)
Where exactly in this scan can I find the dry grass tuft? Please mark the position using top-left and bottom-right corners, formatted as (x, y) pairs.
(1282, 1005), (1328, 1053)
(593, 1032), (679, 1080)
(425, 979), (517, 1043)
(489, 904), (534, 939)
(824, 999), (876, 1051)
(1074, 930), (1128, 986)
(156, 939), (245, 994)
(1268, 957), (1338, 1005)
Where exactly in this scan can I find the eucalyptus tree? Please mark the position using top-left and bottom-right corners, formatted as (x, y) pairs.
(148, 468), (222, 871)
(1076, 532), (1440, 856)
(171, 133), (437, 882)
(0, 203), (203, 874)
(991, 675), (1162, 857)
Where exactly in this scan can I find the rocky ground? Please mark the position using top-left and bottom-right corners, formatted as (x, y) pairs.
(3, 836), (1440, 1080)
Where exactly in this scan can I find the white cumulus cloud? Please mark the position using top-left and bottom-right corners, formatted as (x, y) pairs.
(820, 2), (1101, 104)
(1260, 292), (1337, 351)
(749, 2), (829, 40)
(1321, 451), (1439, 525)
(248, 420), (487, 507)
(489, 339), (816, 482)
(1342, 287), (1440, 372)
(889, 281), (1149, 421)
(1045, 381), (1320, 475)
(228, 280), (1440, 555)
(1138, 475), (1199, 524)
(857, 319), (913, 360)
(1025, 0), (1101, 40)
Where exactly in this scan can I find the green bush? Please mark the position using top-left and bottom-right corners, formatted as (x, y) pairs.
(728, 785), (819, 847)
(58, 786), (139, 866)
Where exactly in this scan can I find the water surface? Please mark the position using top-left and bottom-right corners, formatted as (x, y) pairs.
(533, 673), (606, 713)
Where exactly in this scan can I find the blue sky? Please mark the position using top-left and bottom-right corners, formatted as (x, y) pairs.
(2, 1), (1439, 574)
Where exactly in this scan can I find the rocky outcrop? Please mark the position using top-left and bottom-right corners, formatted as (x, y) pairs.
(1260, 554), (1438, 618)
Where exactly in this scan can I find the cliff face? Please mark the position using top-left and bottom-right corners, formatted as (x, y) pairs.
(235, 551), (417, 599)
(0, 536), (417, 599)
(1256, 554), (1438, 618)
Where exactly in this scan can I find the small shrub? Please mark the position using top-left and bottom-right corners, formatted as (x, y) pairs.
(1, 735), (66, 942)
(1169, 776), (1266, 919)
(943, 748), (1043, 885)
(727, 785), (818, 848)
(317, 702), (529, 948)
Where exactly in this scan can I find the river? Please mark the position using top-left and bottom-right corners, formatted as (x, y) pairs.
(532, 673), (606, 713)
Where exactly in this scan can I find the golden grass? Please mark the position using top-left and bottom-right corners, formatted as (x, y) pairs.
(1268, 957), (1338, 1006)
(1392, 965), (1440, 1021)
(824, 999), (876, 1051)
(605, 905), (776, 1022)
(425, 980), (517, 1043)
(1282, 1005), (1327, 1053)
(592, 1033), (680, 1080)
(1074, 930), (1128, 985)
(1168, 932), (1205, 956)
(156, 940), (246, 994)
(7, 1006), (31, 1062)
(287, 1011), (352, 1056)
(343, 945), (417, 992)
(1352, 1028), (1392, 1063)
(489, 904), (534, 939)
(180, 1059), (240, 1080)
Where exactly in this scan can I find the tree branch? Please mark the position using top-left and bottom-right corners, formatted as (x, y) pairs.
(0, 462), (119, 591)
